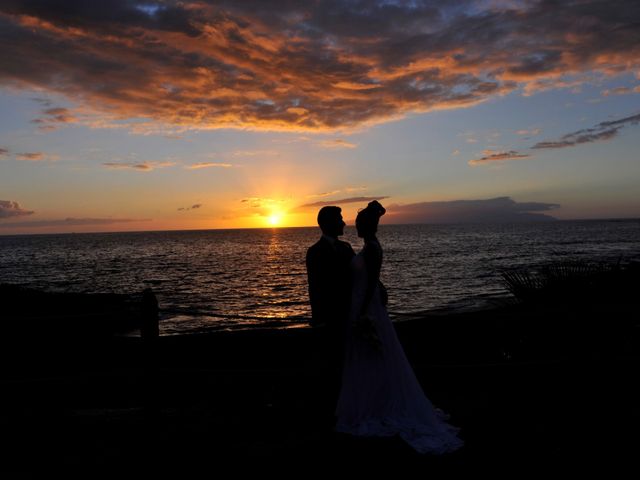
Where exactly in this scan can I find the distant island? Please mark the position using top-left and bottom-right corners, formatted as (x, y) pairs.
(385, 197), (559, 224)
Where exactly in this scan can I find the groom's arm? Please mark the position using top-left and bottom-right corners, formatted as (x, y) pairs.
(306, 246), (330, 327)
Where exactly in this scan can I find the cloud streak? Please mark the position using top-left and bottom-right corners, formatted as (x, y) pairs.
(16, 152), (47, 161)
(102, 161), (176, 171)
(317, 139), (358, 149)
(178, 204), (202, 211)
(0, 217), (148, 228)
(0, 1), (638, 131)
(532, 113), (640, 149)
(469, 150), (531, 166)
(602, 86), (640, 96)
(300, 196), (390, 209)
(1, 149), (57, 162)
(185, 162), (233, 169)
(515, 128), (540, 136)
(240, 197), (286, 209)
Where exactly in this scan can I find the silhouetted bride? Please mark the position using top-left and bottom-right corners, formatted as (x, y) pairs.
(335, 200), (463, 454)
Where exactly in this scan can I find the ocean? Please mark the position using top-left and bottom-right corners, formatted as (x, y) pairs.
(1, 219), (639, 334)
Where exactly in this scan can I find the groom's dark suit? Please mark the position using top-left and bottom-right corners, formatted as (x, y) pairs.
(306, 235), (355, 333)
(306, 234), (355, 421)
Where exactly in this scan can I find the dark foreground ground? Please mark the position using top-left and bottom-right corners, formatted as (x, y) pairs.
(1, 300), (639, 476)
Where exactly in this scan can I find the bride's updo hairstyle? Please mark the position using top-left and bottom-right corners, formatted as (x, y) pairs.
(356, 200), (386, 238)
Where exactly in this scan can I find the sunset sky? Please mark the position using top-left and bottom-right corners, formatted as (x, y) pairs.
(1, 0), (639, 234)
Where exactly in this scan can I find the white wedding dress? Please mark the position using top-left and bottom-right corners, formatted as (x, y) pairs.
(335, 250), (464, 454)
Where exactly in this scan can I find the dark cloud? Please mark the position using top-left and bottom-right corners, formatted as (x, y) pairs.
(0, 200), (34, 218)
(469, 150), (531, 166)
(532, 113), (640, 149)
(299, 196), (390, 209)
(598, 113), (640, 129)
(0, 0), (200, 36)
(385, 197), (559, 224)
(532, 129), (619, 149)
(0, 147), (8, 157)
(178, 203), (202, 211)
(0, 217), (149, 228)
(32, 97), (52, 107)
(0, 1), (638, 131)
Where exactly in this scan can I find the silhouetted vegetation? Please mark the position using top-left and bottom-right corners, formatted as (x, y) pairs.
(501, 258), (640, 307)
(497, 258), (640, 363)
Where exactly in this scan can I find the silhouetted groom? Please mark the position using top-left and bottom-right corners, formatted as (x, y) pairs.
(306, 206), (355, 417)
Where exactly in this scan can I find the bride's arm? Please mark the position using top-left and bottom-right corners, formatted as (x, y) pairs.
(348, 256), (367, 327)
(350, 251), (383, 351)
(361, 242), (382, 315)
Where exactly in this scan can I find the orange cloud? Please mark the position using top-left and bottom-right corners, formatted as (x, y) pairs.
(102, 161), (176, 171)
(30, 106), (78, 131)
(317, 139), (358, 149)
(230, 150), (278, 158)
(186, 162), (233, 169)
(10, 150), (59, 162)
(0, 1), (638, 131)
(16, 152), (46, 161)
(240, 197), (287, 209)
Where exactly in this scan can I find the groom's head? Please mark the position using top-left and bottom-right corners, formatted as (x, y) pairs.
(317, 206), (345, 237)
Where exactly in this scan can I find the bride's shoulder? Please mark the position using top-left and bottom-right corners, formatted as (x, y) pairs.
(364, 239), (383, 256)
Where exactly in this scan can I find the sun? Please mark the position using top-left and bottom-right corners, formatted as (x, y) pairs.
(267, 212), (283, 226)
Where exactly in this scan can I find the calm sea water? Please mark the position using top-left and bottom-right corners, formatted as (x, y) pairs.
(1, 220), (639, 334)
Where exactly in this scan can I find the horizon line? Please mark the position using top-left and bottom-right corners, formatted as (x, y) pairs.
(0, 216), (638, 237)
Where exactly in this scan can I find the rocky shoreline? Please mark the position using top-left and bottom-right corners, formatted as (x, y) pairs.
(1, 275), (639, 473)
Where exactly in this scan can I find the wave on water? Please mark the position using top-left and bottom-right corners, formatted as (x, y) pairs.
(1, 220), (639, 334)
